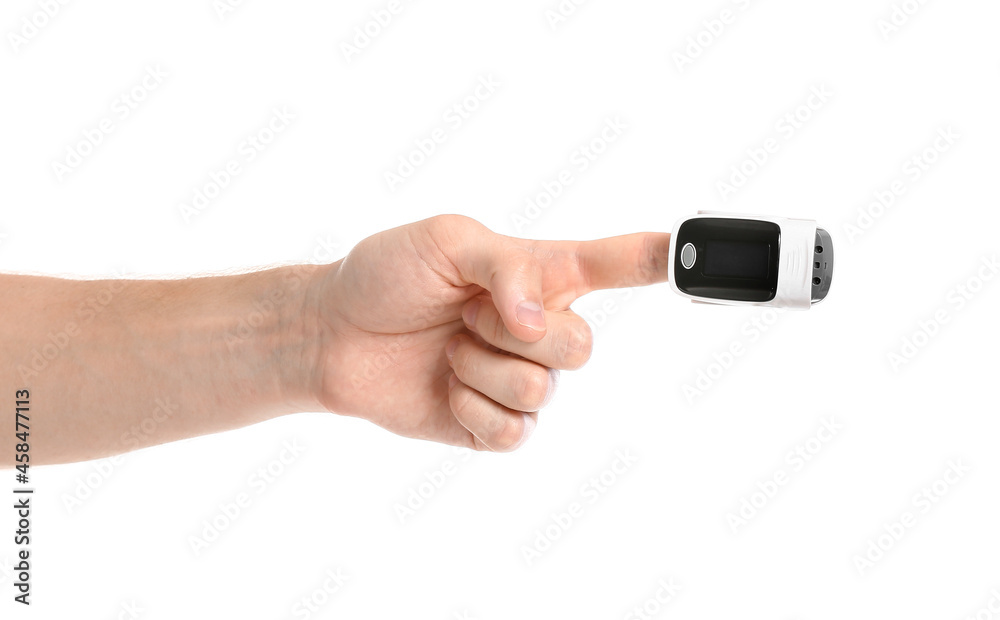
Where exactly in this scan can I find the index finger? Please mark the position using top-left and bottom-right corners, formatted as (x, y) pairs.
(531, 232), (672, 298)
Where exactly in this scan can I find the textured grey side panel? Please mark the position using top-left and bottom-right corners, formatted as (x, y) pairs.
(811, 228), (834, 303)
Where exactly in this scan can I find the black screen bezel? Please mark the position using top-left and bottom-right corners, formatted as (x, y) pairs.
(674, 218), (781, 302)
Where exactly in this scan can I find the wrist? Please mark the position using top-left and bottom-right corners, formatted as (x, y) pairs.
(160, 263), (328, 419)
(251, 263), (328, 415)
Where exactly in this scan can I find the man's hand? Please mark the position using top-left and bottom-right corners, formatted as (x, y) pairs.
(308, 215), (671, 452)
(0, 214), (669, 466)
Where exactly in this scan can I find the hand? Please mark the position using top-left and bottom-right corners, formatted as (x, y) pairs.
(307, 215), (671, 452)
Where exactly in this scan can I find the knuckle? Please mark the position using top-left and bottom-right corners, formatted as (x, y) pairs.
(426, 214), (484, 253)
(489, 414), (526, 452)
(516, 368), (551, 411)
(449, 383), (477, 420)
(429, 213), (476, 233)
(451, 343), (476, 381)
(558, 323), (593, 369)
(507, 245), (540, 274)
(485, 308), (508, 347)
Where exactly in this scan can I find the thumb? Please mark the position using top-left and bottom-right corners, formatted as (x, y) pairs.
(485, 243), (547, 343)
(446, 219), (546, 343)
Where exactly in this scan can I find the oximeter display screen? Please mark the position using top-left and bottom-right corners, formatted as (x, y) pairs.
(703, 240), (770, 280)
(673, 218), (781, 302)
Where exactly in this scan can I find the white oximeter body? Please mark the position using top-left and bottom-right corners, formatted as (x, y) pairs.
(667, 211), (833, 309)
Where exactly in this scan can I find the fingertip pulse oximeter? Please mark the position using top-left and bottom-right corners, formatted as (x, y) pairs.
(668, 211), (833, 309)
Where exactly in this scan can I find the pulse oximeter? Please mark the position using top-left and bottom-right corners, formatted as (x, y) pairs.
(668, 211), (833, 309)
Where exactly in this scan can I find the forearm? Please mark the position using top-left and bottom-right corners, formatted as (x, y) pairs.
(1, 264), (326, 466)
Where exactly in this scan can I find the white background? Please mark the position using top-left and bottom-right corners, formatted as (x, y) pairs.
(2, 0), (1000, 618)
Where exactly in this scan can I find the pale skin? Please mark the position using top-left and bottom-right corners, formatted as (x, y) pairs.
(1, 215), (671, 466)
